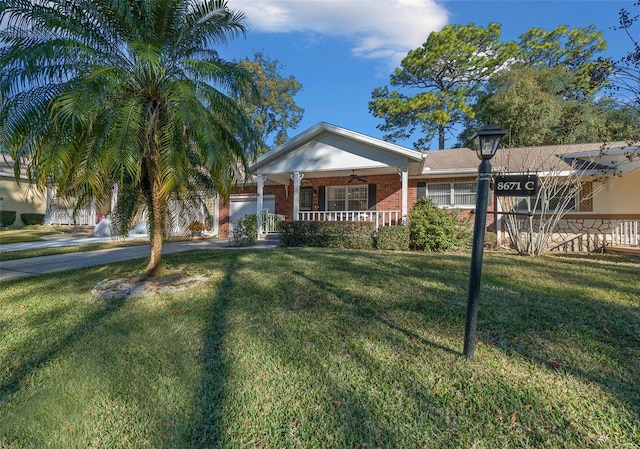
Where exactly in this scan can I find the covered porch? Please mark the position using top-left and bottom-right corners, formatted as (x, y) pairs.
(249, 122), (424, 236)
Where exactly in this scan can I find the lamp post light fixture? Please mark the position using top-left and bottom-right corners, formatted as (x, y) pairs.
(463, 124), (506, 360)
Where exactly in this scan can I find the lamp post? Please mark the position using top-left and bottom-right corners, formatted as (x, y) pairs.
(463, 124), (506, 360)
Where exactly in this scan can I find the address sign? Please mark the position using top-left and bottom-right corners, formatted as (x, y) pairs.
(494, 174), (538, 197)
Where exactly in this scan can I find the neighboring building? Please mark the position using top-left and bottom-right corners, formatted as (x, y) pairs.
(0, 155), (98, 227)
(0, 156), (48, 227)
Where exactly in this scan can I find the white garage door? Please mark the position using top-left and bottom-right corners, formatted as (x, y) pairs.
(229, 195), (276, 231)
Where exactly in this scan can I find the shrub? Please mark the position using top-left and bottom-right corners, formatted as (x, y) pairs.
(278, 221), (375, 249)
(0, 210), (17, 227)
(484, 231), (498, 250)
(409, 198), (471, 251)
(375, 225), (410, 251)
(232, 214), (257, 246)
(20, 213), (45, 226)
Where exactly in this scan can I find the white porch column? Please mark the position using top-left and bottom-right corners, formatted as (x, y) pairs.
(256, 174), (265, 237)
(291, 172), (303, 221)
(400, 166), (408, 225)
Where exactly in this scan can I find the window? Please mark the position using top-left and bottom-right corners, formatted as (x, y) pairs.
(453, 182), (477, 206)
(428, 183), (452, 206)
(418, 182), (478, 208)
(513, 184), (577, 212)
(327, 185), (368, 211)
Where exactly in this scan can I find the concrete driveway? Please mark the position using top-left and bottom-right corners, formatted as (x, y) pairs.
(0, 236), (279, 281)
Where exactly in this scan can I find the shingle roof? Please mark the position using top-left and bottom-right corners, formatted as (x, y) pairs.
(421, 142), (630, 175)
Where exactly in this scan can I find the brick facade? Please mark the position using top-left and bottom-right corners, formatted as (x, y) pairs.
(218, 174), (493, 238)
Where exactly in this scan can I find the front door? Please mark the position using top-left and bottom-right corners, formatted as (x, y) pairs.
(300, 186), (313, 211)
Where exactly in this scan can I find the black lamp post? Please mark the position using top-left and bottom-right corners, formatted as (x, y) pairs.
(463, 124), (506, 360)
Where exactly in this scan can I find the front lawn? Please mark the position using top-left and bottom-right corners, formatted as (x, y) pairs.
(0, 226), (77, 244)
(1, 249), (638, 448)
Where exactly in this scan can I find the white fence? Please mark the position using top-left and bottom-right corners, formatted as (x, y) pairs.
(612, 220), (639, 246)
(45, 208), (96, 226)
(298, 210), (403, 230)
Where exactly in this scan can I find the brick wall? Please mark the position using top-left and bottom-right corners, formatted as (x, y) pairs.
(217, 174), (496, 237)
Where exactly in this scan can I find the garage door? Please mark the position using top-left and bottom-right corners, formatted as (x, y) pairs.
(229, 194), (276, 231)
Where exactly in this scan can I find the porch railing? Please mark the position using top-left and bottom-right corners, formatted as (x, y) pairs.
(612, 220), (639, 246)
(260, 210), (286, 234)
(298, 210), (403, 230)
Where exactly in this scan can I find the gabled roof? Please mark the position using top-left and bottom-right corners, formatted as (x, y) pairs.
(492, 142), (628, 174)
(250, 122), (423, 175)
(250, 121), (637, 180)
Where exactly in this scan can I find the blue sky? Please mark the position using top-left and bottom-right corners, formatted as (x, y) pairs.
(221, 1), (636, 149)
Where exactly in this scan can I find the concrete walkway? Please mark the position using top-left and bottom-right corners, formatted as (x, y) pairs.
(0, 236), (280, 281)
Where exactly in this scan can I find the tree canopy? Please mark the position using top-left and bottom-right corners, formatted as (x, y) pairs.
(235, 52), (304, 156)
(369, 23), (514, 150)
(610, 1), (640, 113)
(0, 0), (258, 277)
(462, 65), (639, 148)
(371, 21), (634, 150)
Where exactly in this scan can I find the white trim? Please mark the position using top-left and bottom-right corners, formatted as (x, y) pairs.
(251, 122), (422, 173)
(400, 166), (408, 225)
(256, 175), (265, 236)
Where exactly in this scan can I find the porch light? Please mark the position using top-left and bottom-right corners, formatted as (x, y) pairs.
(472, 124), (507, 160)
(463, 123), (506, 360)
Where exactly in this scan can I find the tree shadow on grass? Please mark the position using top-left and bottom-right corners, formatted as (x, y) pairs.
(292, 268), (460, 357)
(481, 254), (640, 418)
(178, 248), (639, 447)
(0, 285), (127, 404)
(205, 252), (470, 447)
(188, 253), (238, 448)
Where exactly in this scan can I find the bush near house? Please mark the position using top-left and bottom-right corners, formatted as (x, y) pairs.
(278, 221), (375, 249)
(20, 213), (45, 226)
(409, 198), (472, 252)
(232, 214), (258, 246)
(0, 210), (16, 227)
(375, 225), (410, 251)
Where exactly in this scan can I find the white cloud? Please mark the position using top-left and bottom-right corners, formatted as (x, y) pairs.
(230, 0), (449, 65)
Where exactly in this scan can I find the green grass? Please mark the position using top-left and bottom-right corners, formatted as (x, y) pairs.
(0, 226), (78, 244)
(1, 249), (638, 448)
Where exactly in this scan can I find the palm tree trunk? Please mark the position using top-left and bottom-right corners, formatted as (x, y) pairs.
(145, 210), (164, 277)
(144, 145), (165, 278)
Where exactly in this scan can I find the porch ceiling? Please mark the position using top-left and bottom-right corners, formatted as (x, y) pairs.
(261, 166), (406, 186)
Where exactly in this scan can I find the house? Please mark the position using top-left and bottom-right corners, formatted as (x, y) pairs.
(0, 155), (99, 227)
(3, 121), (638, 251)
(215, 122), (639, 251)
(0, 156), (49, 227)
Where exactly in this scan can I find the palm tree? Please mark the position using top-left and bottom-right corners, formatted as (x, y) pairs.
(0, 0), (257, 277)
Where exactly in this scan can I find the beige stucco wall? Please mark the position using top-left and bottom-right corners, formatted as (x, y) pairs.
(591, 170), (640, 216)
(0, 176), (47, 226)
